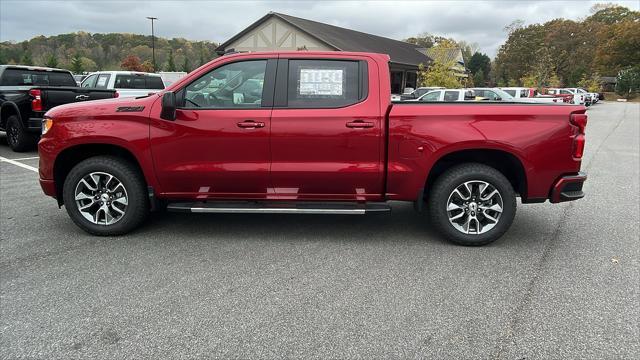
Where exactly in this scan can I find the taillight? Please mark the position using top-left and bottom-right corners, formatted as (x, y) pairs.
(113, 91), (119, 98)
(29, 89), (42, 112)
(571, 114), (587, 134)
(571, 113), (588, 158)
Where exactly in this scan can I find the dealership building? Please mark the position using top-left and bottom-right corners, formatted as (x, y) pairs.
(215, 12), (434, 94)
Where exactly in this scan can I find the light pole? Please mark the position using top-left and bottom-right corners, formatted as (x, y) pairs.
(146, 16), (157, 72)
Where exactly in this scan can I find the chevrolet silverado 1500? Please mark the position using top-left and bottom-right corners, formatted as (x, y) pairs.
(38, 52), (588, 245)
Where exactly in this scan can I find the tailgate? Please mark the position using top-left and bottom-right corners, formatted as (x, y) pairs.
(39, 87), (116, 111)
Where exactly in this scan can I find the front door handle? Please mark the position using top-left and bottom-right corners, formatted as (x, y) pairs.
(237, 120), (265, 129)
(346, 120), (374, 128)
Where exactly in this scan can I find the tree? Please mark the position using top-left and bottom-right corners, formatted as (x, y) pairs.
(587, 4), (640, 24)
(141, 60), (154, 73)
(20, 51), (33, 65)
(404, 32), (435, 48)
(70, 53), (84, 73)
(45, 54), (58, 68)
(120, 55), (143, 71)
(616, 66), (640, 98)
(594, 20), (640, 75)
(473, 69), (486, 87)
(467, 52), (491, 77)
(182, 57), (190, 73)
(166, 50), (176, 71)
(199, 49), (207, 66)
(417, 61), (461, 88)
(578, 72), (602, 92)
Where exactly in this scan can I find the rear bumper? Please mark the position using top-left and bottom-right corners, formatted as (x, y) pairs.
(550, 172), (587, 203)
(28, 117), (43, 132)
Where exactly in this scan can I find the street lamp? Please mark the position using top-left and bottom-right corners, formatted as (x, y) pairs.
(146, 16), (158, 72)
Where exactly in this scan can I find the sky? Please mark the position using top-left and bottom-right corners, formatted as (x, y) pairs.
(1, 0), (639, 56)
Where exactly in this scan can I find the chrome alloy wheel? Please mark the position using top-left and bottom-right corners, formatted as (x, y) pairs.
(74, 172), (128, 225)
(446, 180), (503, 235)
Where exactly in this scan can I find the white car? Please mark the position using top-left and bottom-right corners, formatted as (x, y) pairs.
(500, 87), (566, 103)
(81, 71), (165, 98)
(576, 88), (599, 104)
(400, 86), (445, 101)
(415, 89), (476, 102)
(547, 88), (585, 105)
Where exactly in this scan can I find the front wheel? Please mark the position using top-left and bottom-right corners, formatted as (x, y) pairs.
(428, 163), (517, 246)
(62, 156), (148, 235)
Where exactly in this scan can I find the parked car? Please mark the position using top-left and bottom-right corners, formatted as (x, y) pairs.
(38, 51), (588, 246)
(72, 74), (88, 86)
(500, 87), (568, 103)
(157, 71), (188, 87)
(577, 88), (599, 104)
(0, 65), (117, 151)
(415, 89), (476, 102)
(471, 88), (515, 101)
(548, 88), (586, 105)
(81, 71), (165, 98)
(400, 87), (444, 101)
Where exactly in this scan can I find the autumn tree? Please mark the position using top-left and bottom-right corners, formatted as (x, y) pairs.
(418, 61), (461, 88)
(141, 60), (154, 73)
(120, 55), (143, 71)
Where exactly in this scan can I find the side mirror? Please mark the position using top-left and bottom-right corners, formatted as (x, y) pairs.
(160, 92), (176, 120)
(496, 97), (502, 101)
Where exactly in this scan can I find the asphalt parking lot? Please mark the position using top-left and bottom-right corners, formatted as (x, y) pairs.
(1, 101), (638, 359)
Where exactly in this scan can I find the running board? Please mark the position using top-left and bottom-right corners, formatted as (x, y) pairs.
(166, 201), (391, 215)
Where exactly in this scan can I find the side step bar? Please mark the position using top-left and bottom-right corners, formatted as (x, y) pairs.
(166, 201), (391, 215)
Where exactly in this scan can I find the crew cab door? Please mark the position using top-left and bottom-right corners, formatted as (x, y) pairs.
(269, 56), (384, 201)
(149, 57), (277, 199)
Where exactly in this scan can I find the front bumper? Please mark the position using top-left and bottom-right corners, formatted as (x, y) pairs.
(39, 178), (56, 198)
(550, 172), (587, 203)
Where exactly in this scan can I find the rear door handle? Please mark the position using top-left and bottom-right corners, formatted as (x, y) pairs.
(237, 120), (265, 129)
(346, 120), (374, 128)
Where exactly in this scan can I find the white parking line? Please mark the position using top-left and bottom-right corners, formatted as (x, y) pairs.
(8, 156), (39, 161)
(0, 156), (38, 172)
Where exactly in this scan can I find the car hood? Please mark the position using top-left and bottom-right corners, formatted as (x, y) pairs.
(44, 93), (160, 119)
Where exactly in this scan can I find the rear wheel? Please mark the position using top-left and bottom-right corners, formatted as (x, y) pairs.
(6, 115), (37, 152)
(63, 156), (148, 235)
(428, 163), (516, 246)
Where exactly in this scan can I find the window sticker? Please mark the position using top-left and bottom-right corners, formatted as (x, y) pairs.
(96, 76), (108, 87)
(299, 68), (343, 96)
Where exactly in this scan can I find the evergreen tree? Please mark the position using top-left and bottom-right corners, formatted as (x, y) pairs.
(21, 52), (33, 65)
(70, 53), (84, 74)
(182, 57), (190, 73)
(167, 50), (176, 71)
(45, 54), (58, 68)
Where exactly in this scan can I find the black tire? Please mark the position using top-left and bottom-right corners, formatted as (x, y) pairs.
(6, 115), (37, 152)
(62, 156), (148, 235)
(428, 163), (517, 246)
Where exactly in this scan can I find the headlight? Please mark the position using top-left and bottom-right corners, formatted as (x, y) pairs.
(42, 117), (53, 135)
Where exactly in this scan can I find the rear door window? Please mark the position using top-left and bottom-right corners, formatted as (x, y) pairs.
(503, 89), (516, 97)
(444, 91), (459, 101)
(285, 59), (364, 108)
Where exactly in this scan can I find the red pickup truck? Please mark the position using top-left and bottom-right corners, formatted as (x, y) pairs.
(38, 51), (587, 246)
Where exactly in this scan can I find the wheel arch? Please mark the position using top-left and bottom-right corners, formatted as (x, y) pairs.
(53, 143), (147, 205)
(0, 102), (22, 129)
(424, 148), (528, 201)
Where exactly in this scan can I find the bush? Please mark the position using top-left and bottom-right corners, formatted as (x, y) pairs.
(616, 67), (640, 98)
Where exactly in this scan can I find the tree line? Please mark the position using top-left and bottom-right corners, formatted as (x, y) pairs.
(405, 4), (639, 95)
(0, 31), (218, 73)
